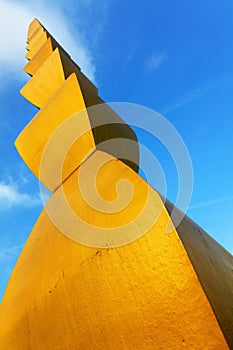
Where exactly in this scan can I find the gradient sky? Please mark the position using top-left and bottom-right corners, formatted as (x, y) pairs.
(0, 0), (233, 300)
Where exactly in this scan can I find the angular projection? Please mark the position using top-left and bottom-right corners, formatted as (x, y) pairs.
(24, 37), (54, 75)
(16, 73), (95, 191)
(21, 48), (66, 108)
(25, 30), (48, 59)
(0, 18), (232, 349)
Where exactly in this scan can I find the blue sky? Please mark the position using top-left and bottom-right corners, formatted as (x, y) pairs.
(0, 0), (233, 300)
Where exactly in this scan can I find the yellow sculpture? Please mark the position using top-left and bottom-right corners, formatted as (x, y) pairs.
(0, 19), (232, 349)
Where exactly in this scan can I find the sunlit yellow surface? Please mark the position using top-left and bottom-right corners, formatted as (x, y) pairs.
(27, 28), (44, 45)
(28, 18), (41, 31)
(16, 73), (95, 191)
(27, 19), (42, 40)
(21, 48), (65, 108)
(24, 38), (54, 76)
(26, 28), (46, 50)
(0, 151), (228, 349)
(26, 32), (48, 60)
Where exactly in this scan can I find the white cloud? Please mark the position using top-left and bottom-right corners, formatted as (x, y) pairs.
(0, 181), (41, 210)
(145, 53), (165, 70)
(0, 0), (95, 83)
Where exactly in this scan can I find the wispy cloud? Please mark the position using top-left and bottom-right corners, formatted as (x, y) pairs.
(145, 52), (165, 70)
(162, 81), (216, 114)
(0, 180), (41, 211)
(0, 244), (23, 261)
(0, 244), (23, 299)
(189, 196), (233, 210)
(0, 0), (95, 83)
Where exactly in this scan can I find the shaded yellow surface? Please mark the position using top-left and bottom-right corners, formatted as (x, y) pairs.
(16, 73), (95, 192)
(0, 151), (228, 349)
(24, 38), (53, 76)
(20, 48), (65, 108)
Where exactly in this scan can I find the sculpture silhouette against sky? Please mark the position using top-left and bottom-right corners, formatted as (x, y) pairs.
(0, 19), (232, 349)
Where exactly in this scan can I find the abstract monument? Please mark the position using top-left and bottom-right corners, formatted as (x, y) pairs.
(0, 19), (232, 349)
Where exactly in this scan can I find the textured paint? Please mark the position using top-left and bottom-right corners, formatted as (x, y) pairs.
(0, 151), (229, 349)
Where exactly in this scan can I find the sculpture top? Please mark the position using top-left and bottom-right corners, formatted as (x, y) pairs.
(16, 18), (139, 192)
